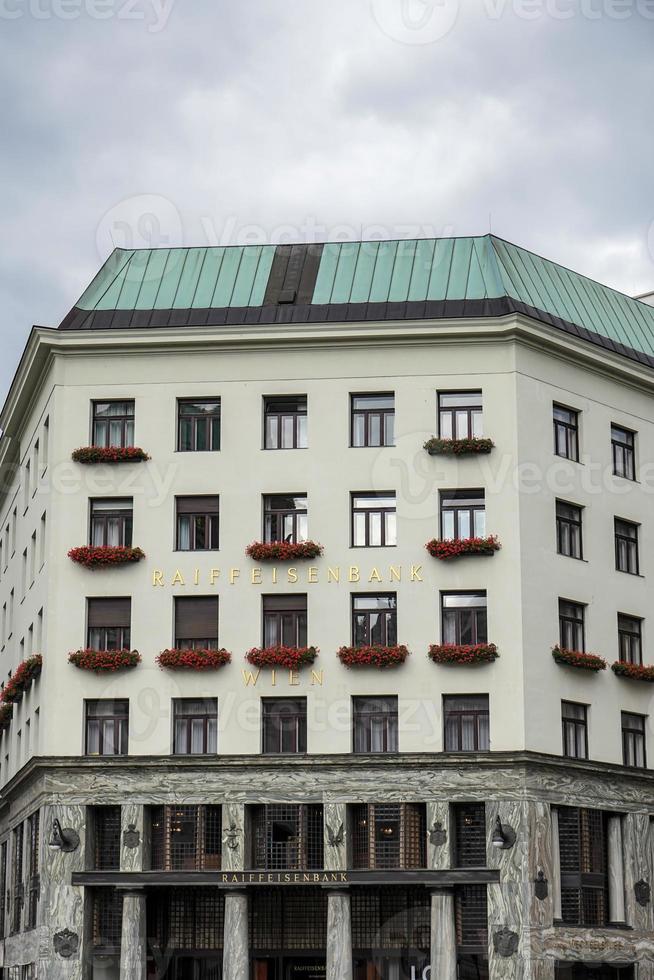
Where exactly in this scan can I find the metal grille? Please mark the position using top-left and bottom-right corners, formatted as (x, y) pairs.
(453, 803), (486, 867)
(251, 805), (323, 870)
(557, 806), (607, 927)
(25, 812), (39, 930)
(351, 887), (430, 951)
(455, 885), (488, 952)
(249, 887), (327, 951)
(93, 806), (121, 870)
(151, 806), (222, 871)
(92, 888), (123, 948)
(148, 888), (225, 951)
(351, 804), (426, 869)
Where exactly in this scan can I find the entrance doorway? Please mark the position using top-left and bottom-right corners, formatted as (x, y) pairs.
(166, 956), (222, 980)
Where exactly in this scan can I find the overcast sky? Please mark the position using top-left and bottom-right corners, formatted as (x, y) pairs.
(1, 0), (653, 402)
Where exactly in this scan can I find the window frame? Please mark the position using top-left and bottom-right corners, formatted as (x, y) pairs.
(553, 404), (580, 461)
(85, 700), (129, 757)
(352, 696), (399, 754)
(614, 518), (639, 575)
(91, 400), (135, 449)
(617, 613), (643, 665)
(561, 701), (589, 760)
(263, 395), (308, 450)
(175, 496), (220, 552)
(174, 595), (219, 650)
(351, 492), (397, 548)
(262, 594), (308, 648)
(611, 424), (636, 481)
(172, 698), (218, 756)
(176, 398), (221, 453)
(350, 393), (395, 448)
(621, 712), (647, 769)
(559, 599), (585, 652)
(261, 697), (307, 755)
(86, 597), (131, 652)
(443, 695), (490, 753)
(351, 593), (398, 647)
(262, 494), (308, 544)
(441, 591), (488, 646)
(440, 489), (486, 541)
(438, 390), (483, 440)
(555, 500), (583, 560)
(89, 498), (133, 548)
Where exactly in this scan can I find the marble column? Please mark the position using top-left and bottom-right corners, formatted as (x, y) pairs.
(38, 804), (87, 980)
(222, 803), (246, 872)
(120, 804), (147, 873)
(324, 802), (347, 872)
(430, 888), (456, 980)
(426, 801), (451, 871)
(326, 889), (352, 980)
(608, 815), (626, 925)
(223, 890), (249, 980)
(551, 809), (562, 922)
(119, 889), (147, 980)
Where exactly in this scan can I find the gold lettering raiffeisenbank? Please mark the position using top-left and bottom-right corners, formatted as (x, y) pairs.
(220, 872), (348, 885)
(152, 565), (423, 587)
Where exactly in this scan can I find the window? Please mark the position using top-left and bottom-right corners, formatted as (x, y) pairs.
(612, 425), (635, 480)
(92, 806), (121, 870)
(173, 699), (218, 755)
(556, 501), (583, 559)
(87, 598), (131, 651)
(263, 395), (307, 449)
(352, 593), (397, 646)
(151, 805), (221, 871)
(557, 807), (607, 927)
(262, 698), (307, 754)
(353, 696), (398, 753)
(174, 596), (219, 650)
(41, 417), (49, 472)
(440, 490), (485, 540)
(263, 494), (307, 543)
(0, 841), (6, 940)
(559, 599), (585, 651)
(622, 712), (646, 768)
(351, 393), (395, 447)
(11, 823), (24, 934)
(441, 592), (487, 645)
(177, 399), (221, 452)
(351, 803), (426, 870)
(23, 460), (30, 512)
(263, 595), (307, 647)
(90, 499), (133, 547)
(553, 404), (579, 461)
(438, 391), (483, 440)
(443, 696), (490, 752)
(92, 400), (135, 448)
(39, 512), (46, 568)
(175, 496), (219, 551)
(251, 804), (323, 870)
(616, 614), (643, 669)
(562, 702), (588, 759)
(85, 700), (129, 756)
(615, 519), (639, 574)
(25, 812), (39, 931)
(453, 803), (486, 867)
(352, 492), (396, 547)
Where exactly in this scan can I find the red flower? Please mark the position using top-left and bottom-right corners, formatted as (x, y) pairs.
(337, 645), (410, 668)
(156, 648), (232, 671)
(68, 546), (145, 569)
(245, 541), (324, 561)
(71, 446), (150, 464)
(552, 645), (606, 672)
(68, 649), (141, 672)
(428, 643), (499, 665)
(1, 655), (43, 704)
(246, 646), (319, 670)
(611, 661), (654, 683)
(425, 536), (501, 560)
(424, 437), (495, 456)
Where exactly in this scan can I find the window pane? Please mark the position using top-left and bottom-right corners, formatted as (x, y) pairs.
(385, 512), (397, 546)
(369, 415), (381, 446)
(297, 415), (307, 448)
(281, 416), (294, 448)
(369, 512), (382, 547)
(458, 511), (471, 539)
(352, 415), (365, 447)
(353, 513), (366, 547)
(442, 511), (455, 540)
(473, 511), (486, 537)
(265, 416), (278, 449)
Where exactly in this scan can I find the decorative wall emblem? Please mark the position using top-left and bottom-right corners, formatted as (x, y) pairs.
(429, 821), (448, 847)
(326, 823), (344, 847)
(493, 927), (519, 957)
(123, 824), (141, 849)
(224, 823), (240, 851)
(53, 929), (79, 958)
(534, 869), (549, 901)
(635, 879), (651, 907)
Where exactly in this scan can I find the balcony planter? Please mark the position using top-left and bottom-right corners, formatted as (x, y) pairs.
(71, 446), (150, 464)
(245, 541), (324, 562)
(156, 648), (232, 671)
(428, 643), (499, 665)
(425, 536), (501, 560)
(246, 645), (319, 670)
(68, 649), (141, 672)
(611, 661), (654, 683)
(552, 645), (606, 672)
(68, 546), (146, 569)
(337, 645), (410, 669)
(1, 655), (43, 705)
(424, 437), (495, 456)
(0, 705), (13, 733)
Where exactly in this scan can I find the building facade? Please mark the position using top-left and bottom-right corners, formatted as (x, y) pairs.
(0, 235), (654, 979)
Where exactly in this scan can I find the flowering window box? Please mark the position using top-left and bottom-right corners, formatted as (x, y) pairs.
(611, 661), (654, 683)
(424, 436), (495, 456)
(552, 645), (606, 672)
(1, 655), (43, 705)
(68, 649), (141, 672)
(425, 536), (501, 560)
(68, 546), (146, 569)
(245, 541), (324, 562)
(337, 645), (409, 669)
(71, 446), (150, 464)
(156, 648), (232, 671)
(428, 643), (499, 665)
(246, 645), (318, 670)
(0, 704), (13, 733)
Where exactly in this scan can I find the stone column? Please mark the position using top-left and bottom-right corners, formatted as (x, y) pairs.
(324, 802), (347, 871)
(608, 815), (626, 925)
(223, 890), (249, 980)
(551, 809), (562, 922)
(430, 888), (456, 980)
(326, 888), (352, 980)
(222, 803), (246, 872)
(119, 888), (147, 980)
(38, 804), (87, 980)
(426, 801), (451, 871)
(121, 804), (147, 873)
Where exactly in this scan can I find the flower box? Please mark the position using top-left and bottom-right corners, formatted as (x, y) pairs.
(428, 643), (499, 665)
(337, 645), (410, 669)
(0, 704), (13, 733)
(71, 446), (150, 464)
(1, 655), (43, 705)
(68, 546), (146, 569)
(424, 437), (495, 456)
(246, 646), (319, 670)
(611, 661), (654, 683)
(245, 541), (324, 562)
(552, 646), (606, 672)
(156, 648), (232, 671)
(68, 649), (141, 672)
(425, 536), (501, 560)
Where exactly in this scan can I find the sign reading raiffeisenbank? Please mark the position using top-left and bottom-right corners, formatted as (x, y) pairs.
(152, 564), (424, 587)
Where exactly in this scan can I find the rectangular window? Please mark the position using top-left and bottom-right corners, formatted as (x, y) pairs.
(29, 533), (36, 586)
(263, 395), (307, 449)
(444, 695), (490, 752)
(41, 417), (49, 472)
(440, 490), (485, 540)
(622, 712), (646, 769)
(251, 804), (323, 871)
(92, 806), (121, 870)
(556, 501), (583, 559)
(559, 599), (585, 651)
(618, 614), (642, 665)
(23, 461), (30, 512)
(85, 700), (129, 756)
(441, 592), (487, 645)
(25, 811), (39, 931)
(352, 492), (397, 547)
(438, 391), (483, 440)
(612, 425), (636, 480)
(151, 805), (221, 871)
(352, 593), (397, 646)
(39, 512), (46, 568)
(453, 803), (487, 867)
(615, 518), (639, 574)
(562, 701), (588, 760)
(351, 803), (426, 870)
(174, 596), (219, 650)
(90, 499), (133, 548)
(92, 400), (135, 448)
(351, 393), (395, 448)
(175, 496), (219, 551)
(0, 841), (6, 940)
(177, 399), (221, 452)
(353, 696), (398, 754)
(262, 698), (307, 754)
(263, 595), (307, 648)
(87, 597), (131, 651)
(173, 699), (218, 755)
(557, 807), (607, 927)
(263, 494), (307, 544)
(11, 823), (24, 934)
(553, 404), (579, 461)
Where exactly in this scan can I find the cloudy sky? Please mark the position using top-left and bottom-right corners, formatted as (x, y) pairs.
(1, 0), (653, 401)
